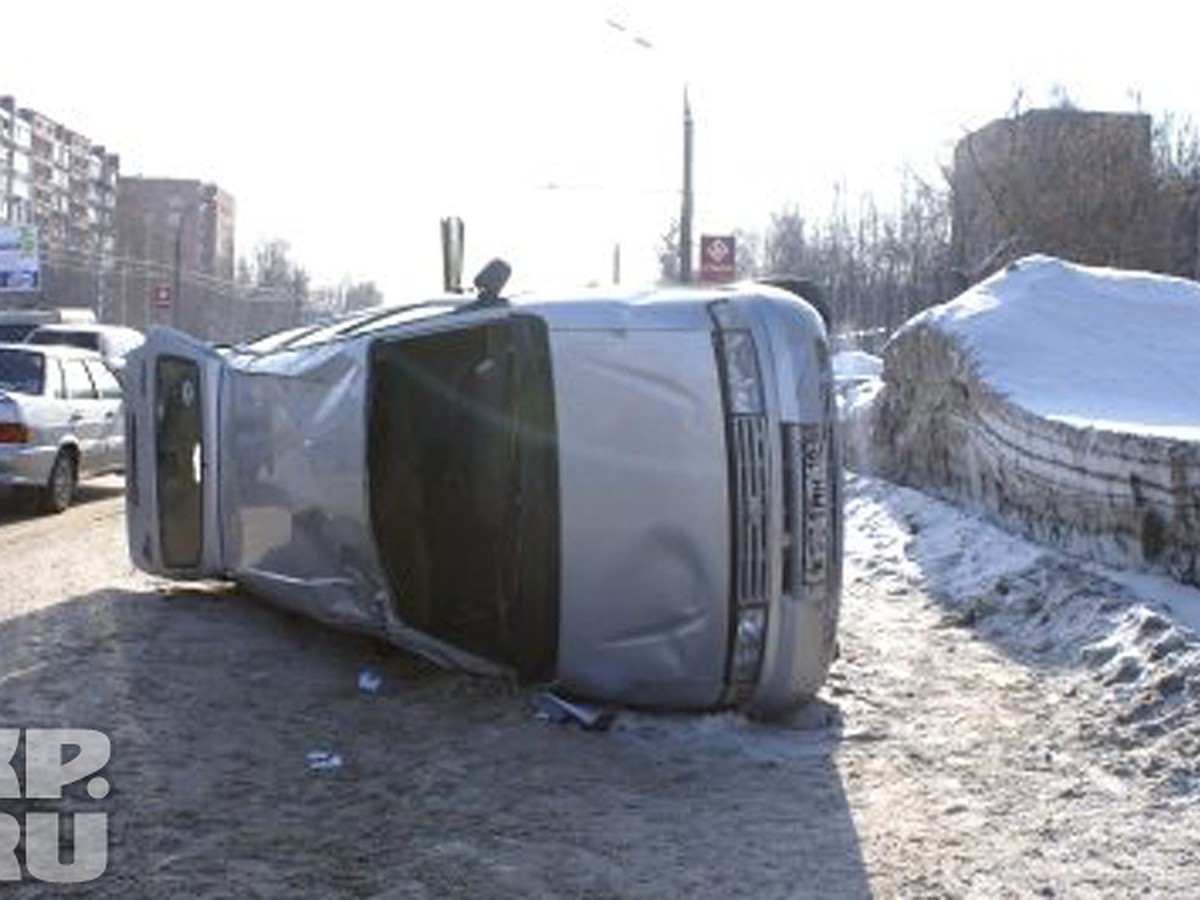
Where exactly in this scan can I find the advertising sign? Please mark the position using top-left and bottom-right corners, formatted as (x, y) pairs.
(0, 225), (40, 291)
(700, 234), (736, 283)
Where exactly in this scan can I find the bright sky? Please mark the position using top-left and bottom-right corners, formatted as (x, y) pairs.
(6, 0), (1199, 298)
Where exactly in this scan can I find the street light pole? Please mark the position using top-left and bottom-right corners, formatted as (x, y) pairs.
(172, 214), (184, 329)
(606, 17), (695, 286)
(680, 87), (694, 284)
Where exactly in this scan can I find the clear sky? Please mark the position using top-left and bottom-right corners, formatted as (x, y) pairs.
(5, 0), (1198, 298)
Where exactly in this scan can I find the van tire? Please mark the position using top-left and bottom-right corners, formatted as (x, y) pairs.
(42, 451), (77, 514)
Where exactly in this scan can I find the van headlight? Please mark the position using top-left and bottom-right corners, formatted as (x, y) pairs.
(719, 330), (764, 415)
(732, 606), (767, 683)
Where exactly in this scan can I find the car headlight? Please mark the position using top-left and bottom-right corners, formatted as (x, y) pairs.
(719, 330), (764, 415)
(732, 606), (767, 683)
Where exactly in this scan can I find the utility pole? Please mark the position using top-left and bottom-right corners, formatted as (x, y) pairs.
(172, 216), (183, 329)
(679, 87), (694, 284)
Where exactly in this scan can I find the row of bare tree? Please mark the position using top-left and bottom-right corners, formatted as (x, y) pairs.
(662, 106), (1200, 347)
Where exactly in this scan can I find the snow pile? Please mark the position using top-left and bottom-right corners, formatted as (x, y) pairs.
(872, 255), (1200, 586)
(917, 256), (1200, 441)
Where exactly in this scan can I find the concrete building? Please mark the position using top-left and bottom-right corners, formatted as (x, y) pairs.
(0, 95), (120, 308)
(951, 108), (1198, 282)
(114, 177), (236, 334)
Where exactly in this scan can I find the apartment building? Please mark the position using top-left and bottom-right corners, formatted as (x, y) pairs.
(0, 95), (120, 307)
(114, 177), (236, 333)
(116, 177), (236, 282)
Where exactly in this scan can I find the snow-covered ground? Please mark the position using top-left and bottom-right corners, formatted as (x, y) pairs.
(829, 254), (1200, 789)
(620, 471), (1200, 782)
(4, 481), (1200, 896)
(847, 474), (1200, 776)
(613, 472), (1200, 895)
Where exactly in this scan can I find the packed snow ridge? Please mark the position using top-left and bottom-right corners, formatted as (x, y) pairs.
(905, 254), (1200, 442)
(866, 254), (1200, 588)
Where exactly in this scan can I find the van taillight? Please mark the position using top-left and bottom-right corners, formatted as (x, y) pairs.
(0, 422), (30, 443)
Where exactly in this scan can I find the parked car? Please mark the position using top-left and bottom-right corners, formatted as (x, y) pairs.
(26, 323), (145, 375)
(0, 307), (97, 344)
(124, 271), (843, 716)
(0, 343), (125, 512)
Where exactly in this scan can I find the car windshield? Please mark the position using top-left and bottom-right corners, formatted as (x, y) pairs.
(28, 329), (101, 352)
(0, 348), (45, 395)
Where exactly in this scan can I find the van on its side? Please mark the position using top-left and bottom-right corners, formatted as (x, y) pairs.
(124, 278), (843, 716)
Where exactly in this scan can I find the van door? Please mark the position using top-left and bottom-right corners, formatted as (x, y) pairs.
(124, 329), (225, 578)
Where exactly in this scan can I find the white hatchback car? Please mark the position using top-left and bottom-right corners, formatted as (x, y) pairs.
(0, 343), (125, 512)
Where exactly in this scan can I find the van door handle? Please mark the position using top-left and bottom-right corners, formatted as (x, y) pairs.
(69, 412), (84, 423)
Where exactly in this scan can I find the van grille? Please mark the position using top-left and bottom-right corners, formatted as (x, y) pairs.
(732, 416), (769, 604)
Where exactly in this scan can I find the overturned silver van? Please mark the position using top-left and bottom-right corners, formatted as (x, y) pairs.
(124, 277), (842, 716)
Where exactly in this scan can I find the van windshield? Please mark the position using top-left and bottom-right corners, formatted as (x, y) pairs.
(367, 316), (559, 680)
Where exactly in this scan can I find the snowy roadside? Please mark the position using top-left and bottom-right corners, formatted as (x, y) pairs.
(847, 473), (1200, 793)
(610, 470), (1200, 795)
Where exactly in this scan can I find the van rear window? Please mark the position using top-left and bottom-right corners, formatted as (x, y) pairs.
(28, 329), (101, 351)
(0, 349), (45, 395)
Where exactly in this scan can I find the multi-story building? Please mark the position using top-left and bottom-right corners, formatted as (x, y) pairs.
(952, 107), (1199, 282)
(114, 177), (236, 334)
(0, 95), (119, 308)
(116, 178), (235, 282)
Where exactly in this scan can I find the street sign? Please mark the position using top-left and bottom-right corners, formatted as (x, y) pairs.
(151, 285), (171, 310)
(700, 234), (736, 283)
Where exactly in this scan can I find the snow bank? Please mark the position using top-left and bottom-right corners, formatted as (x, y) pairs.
(912, 256), (1200, 440)
(848, 475), (1200, 790)
(872, 255), (1200, 586)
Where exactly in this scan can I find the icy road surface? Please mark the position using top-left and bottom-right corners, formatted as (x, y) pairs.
(0, 475), (1197, 897)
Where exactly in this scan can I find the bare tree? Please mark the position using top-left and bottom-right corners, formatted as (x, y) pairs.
(656, 220), (681, 284)
(344, 281), (383, 312)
